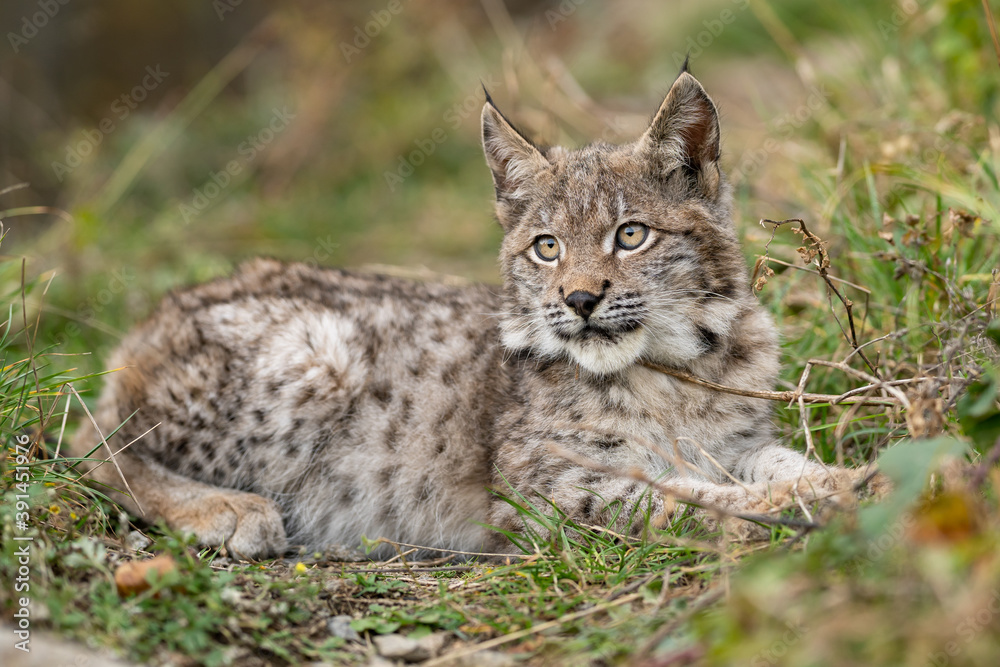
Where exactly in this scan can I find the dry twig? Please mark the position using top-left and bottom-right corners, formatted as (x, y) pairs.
(761, 218), (881, 376)
(640, 361), (900, 407)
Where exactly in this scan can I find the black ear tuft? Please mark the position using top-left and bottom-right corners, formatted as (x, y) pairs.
(679, 52), (691, 75)
(482, 81), (495, 107)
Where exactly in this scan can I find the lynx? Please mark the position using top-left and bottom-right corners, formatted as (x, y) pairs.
(73, 69), (868, 559)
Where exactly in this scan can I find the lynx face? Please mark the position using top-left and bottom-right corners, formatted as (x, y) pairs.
(483, 73), (749, 375)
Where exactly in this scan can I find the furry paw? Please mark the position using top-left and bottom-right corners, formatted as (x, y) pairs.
(163, 490), (288, 559)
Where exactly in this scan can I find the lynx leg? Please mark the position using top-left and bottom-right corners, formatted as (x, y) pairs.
(79, 443), (287, 560)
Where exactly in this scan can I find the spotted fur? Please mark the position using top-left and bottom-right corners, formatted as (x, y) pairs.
(73, 72), (864, 559)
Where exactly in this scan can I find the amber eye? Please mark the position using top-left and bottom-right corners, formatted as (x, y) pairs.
(616, 223), (649, 251)
(534, 235), (560, 261)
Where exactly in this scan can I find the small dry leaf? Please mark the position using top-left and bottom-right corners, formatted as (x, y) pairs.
(948, 207), (980, 238)
(115, 554), (177, 597)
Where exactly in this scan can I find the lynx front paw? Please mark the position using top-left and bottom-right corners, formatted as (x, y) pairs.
(163, 490), (288, 559)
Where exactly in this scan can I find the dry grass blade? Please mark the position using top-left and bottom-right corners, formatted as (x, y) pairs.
(424, 592), (643, 667)
(64, 382), (144, 514)
(0, 183), (29, 197)
(983, 0), (1000, 70)
(0, 205), (75, 226)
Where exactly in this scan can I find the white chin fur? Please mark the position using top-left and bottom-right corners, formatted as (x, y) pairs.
(565, 328), (647, 375)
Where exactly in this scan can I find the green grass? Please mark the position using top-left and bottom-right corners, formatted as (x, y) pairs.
(4, 0), (1000, 665)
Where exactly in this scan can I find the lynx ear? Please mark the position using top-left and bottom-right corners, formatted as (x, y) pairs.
(637, 72), (722, 196)
(481, 93), (549, 200)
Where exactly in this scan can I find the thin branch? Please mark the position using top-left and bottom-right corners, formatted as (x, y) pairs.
(763, 256), (872, 293)
(804, 359), (911, 410)
(759, 218), (880, 376)
(640, 361), (900, 407)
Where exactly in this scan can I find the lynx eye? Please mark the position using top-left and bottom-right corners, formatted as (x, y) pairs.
(615, 223), (649, 251)
(533, 235), (560, 261)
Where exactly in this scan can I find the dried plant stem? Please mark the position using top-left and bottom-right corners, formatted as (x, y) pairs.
(760, 218), (880, 377)
(640, 361), (901, 407)
(63, 383), (144, 514)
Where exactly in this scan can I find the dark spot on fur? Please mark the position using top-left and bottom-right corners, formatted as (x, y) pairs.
(380, 465), (401, 486)
(595, 437), (625, 450)
(729, 342), (751, 363)
(385, 419), (400, 452)
(173, 439), (190, 457)
(441, 361), (462, 385)
(697, 326), (719, 354)
(370, 382), (393, 405)
(438, 403), (458, 428)
(299, 385), (316, 403)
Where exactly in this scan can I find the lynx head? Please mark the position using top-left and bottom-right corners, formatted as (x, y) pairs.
(481, 70), (753, 376)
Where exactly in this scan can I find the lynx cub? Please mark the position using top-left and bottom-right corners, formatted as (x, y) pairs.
(74, 70), (863, 558)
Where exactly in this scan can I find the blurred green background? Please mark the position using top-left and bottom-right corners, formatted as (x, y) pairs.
(1, 0), (997, 374)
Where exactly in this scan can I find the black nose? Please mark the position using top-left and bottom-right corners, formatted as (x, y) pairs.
(564, 290), (602, 320)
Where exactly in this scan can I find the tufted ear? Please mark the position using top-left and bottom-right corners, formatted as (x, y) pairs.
(636, 71), (722, 197)
(481, 91), (550, 201)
